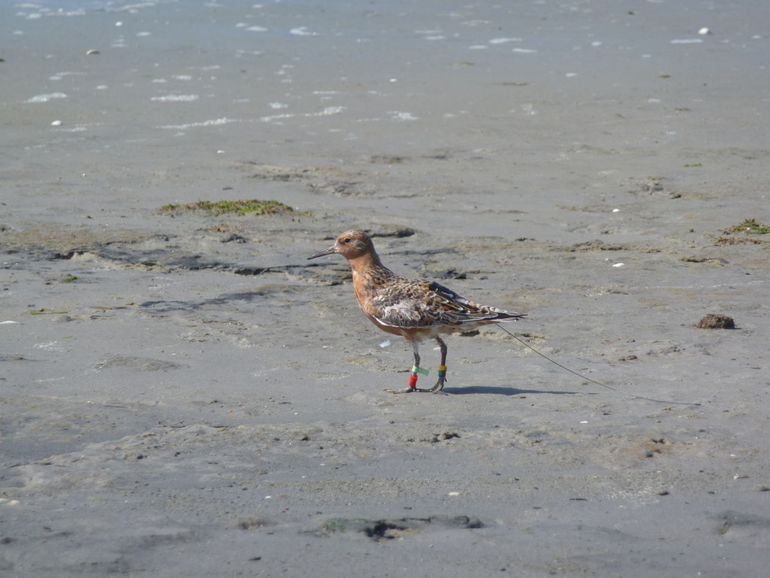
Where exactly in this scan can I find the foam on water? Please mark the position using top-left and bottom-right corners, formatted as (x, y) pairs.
(159, 117), (238, 130)
(14, 1), (168, 17)
(26, 92), (68, 103)
(388, 111), (418, 121)
(415, 30), (445, 41)
(290, 26), (318, 37)
(489, 37), (522, 45)
(259, 106), (346, 123)
(150, 95), (200, 102)
(49, 72), (85, 81)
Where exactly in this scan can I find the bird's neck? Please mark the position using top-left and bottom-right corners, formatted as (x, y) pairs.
(347, 250), (386, 276)
(349, 251), (393, 312)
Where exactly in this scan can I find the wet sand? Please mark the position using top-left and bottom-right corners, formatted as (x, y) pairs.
(2, 1), (770, 576)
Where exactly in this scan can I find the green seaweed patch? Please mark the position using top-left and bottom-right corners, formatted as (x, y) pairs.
(724, 218), (770, 235)
(160, 199), (294, 216)
(61, 274), (79, 283)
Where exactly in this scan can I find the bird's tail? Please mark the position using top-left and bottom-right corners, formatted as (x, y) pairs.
(494, 311), (526, 322)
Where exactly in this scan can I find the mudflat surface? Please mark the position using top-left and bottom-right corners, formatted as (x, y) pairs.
(1, 1), (769, 576)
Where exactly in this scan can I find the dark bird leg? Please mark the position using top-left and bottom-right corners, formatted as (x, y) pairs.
(388, 341), (422, 394)
(430, 336), (448, 393)
(412, 341), (421, 372)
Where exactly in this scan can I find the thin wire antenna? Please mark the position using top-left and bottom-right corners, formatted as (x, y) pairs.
(495, 323), (699, 406)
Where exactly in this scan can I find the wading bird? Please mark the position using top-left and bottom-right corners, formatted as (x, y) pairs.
(309, 230), (525, 393)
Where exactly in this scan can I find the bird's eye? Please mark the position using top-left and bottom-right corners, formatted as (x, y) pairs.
(343, 237), (352, 244)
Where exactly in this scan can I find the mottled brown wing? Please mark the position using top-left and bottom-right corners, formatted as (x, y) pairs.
(427, 281), (524, 323)
(371, 279), (521, 328)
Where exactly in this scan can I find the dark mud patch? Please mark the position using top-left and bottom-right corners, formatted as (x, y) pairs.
(369, 227), (416, 239)
(0, 354), (30, 362)
(715, 236), (763, 246)
(680, 256), (727, 265)
(239, 163), (314, 182)
(715, 511), (770, 540)
(49, 243), (335, 283)
(0, 226), (154, 260)
(318, 226), (416, 241)
(432, 268), (473, 280)
(312, 515), (483, 542)
(639, 176), (665, 194)
(307, 179), (368, 196)
(567, 241), (626, 252)
(369, 154), (408, 164)
(139, 285), (303, 313)
(233, 517), (274, 531)
(626, 176), (685, 199)
(95, 356), (184, 372)
(239, 162), (374, 197)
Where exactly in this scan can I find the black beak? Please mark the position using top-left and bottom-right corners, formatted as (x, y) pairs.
(307, 245), (337, 260)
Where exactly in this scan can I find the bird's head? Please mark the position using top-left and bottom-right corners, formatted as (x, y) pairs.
(308, 230), (374, 261)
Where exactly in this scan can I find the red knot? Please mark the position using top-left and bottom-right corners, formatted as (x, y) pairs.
(309, 230), (525, 393)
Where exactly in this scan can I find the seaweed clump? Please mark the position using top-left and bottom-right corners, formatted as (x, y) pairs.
(160, 199), (294, 216)
(723, 219), (770, 235)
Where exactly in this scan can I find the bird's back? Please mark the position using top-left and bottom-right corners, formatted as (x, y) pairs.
(361, 272), (523, 330)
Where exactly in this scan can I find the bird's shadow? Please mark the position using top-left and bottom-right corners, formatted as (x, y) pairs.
(443, 385), (587, 396)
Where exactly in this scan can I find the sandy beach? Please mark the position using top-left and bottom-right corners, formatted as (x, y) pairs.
(2, 0), (769, 576)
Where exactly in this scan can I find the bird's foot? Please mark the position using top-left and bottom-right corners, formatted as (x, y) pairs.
(429, 365), (448, 393)
(385, 385), (434, 394)
(386, 386), (418, 394)
(386, 366), (441, 394)
(428, 380), (446, 393)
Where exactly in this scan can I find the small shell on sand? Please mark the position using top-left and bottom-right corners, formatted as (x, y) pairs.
(697, 314), (735, 329)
